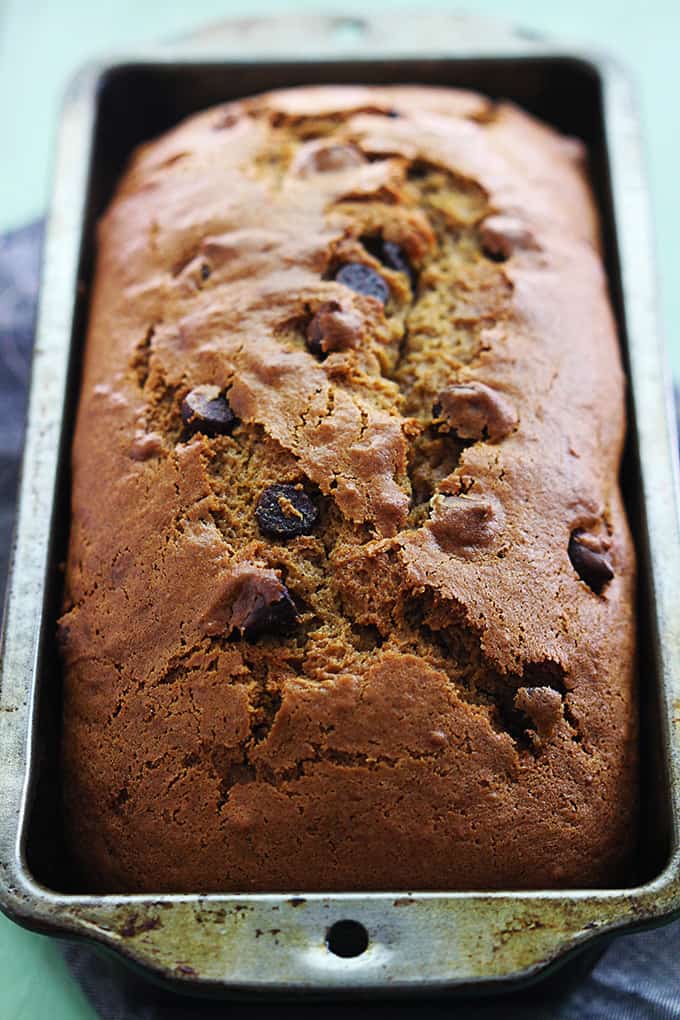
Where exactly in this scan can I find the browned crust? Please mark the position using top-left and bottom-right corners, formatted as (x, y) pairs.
(60, 85), (637, 892)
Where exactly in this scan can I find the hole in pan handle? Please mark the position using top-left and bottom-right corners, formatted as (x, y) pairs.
(326, 919), (370, 958)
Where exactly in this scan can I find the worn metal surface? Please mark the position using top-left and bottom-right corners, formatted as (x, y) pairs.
(1, 11), (679, 998)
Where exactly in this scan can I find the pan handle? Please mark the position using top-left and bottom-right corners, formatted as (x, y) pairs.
(156, 11), (547, 60)
(3, 879), (678, 997)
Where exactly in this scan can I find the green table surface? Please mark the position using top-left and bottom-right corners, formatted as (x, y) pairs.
(1, 1), (678, 1016)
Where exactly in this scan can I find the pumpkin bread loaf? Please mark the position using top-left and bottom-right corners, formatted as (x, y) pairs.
(59, 85), (637, 891)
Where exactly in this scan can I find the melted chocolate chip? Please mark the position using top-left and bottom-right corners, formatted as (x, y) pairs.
(433, 382), (518, 442)
(382, 241), (413, 278)
(181, 386), (237, 437)
(568, 530), (614, 594)
(305, 315), (327, 358)
(361, 235), (415, 284)
(334, 263), (390, 304)
(244, 587), (299, 640)
(255, 484), (319, 539)
(305, 301), (361, 358)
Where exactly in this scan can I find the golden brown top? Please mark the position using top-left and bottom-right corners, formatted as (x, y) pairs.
(60, 86), (636, 892)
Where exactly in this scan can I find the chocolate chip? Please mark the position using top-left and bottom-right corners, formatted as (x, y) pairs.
(305, 315), (326, 358)
(293, 143), (365, 176)
(305, 301), (362, 358)
(334, 263), (390, 304)
(382, 241), (413, 278)
(514, 686), (563, 744)
(433, 382), (518, 442)
(200, 263), (211, 280)
(428, 492), (503, 551)
(568, 530), (614, 594)
(361, 235), (415, 285)
(255, 484), (319, 539)
(181, 385), (237, 437)
(479, 215), (539, 261)
(385, 109), (400, 118)
(244, 587), (299, 640)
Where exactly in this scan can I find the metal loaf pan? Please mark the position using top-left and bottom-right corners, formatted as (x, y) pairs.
(1, 11), (679, 999)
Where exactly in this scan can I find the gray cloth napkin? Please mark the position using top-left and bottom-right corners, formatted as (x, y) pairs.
(2, 222), (679, 1018)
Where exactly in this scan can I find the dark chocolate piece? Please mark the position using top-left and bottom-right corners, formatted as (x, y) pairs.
(361, 235), (415, 285)
(334, 263), (390, 304)
(568, 530), (614, 594)
(181, 385), (236, 437)
(382, 240), (412, 278)
(255, 484), (319, 539)
(244, 588), (299, 639)
(305, 314), (326, 358)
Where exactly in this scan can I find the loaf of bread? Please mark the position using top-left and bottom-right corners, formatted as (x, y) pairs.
(60, 85), (637, 892)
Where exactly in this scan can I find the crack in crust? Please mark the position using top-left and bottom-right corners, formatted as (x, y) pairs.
(115, 146), (530, 742)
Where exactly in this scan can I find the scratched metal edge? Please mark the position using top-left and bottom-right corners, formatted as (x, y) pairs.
(0, 12), (679, 999)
